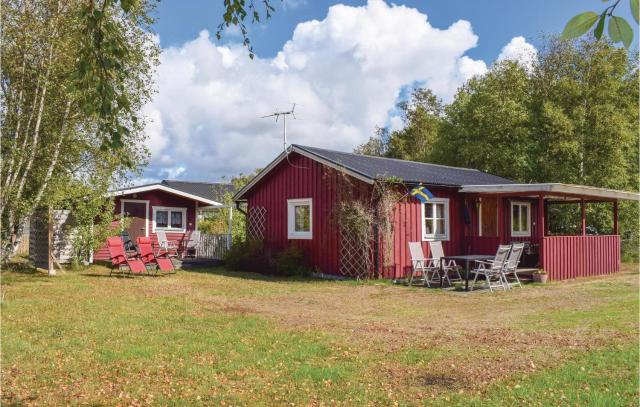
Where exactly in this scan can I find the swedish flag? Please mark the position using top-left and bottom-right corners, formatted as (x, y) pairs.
(410, 186), (434, 203)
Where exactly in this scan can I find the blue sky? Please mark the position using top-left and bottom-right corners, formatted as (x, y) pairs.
(140, 1), (637, 184)
(152, 0), (636, 62)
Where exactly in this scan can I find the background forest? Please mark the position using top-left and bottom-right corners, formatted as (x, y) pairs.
(356, 38), (639, 260)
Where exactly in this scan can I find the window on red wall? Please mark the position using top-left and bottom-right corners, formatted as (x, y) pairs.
(156, 210), (169, 228)
(421, 198), (450, 241)
(153, 206), (186, 232)
(511, 201), (531, 237)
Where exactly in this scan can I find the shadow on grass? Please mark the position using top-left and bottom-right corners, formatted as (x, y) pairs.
(79, 270), (177, 279)
(182, 265), (331, 284)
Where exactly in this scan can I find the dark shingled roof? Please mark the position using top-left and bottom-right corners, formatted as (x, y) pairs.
(294, 145), (515, 186)
(160, 180), (234, 202)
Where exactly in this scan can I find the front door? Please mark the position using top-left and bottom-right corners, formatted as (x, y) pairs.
(480, 197), (498, 237)
(122, 201), (147, 241)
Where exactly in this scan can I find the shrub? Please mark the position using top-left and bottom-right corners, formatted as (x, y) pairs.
(224, 240), (275, 274)
(275, 246), (309, 277)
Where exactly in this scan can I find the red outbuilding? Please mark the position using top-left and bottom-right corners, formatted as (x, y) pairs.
(233, 145), (638, 280)
(94, 180), (233, 261)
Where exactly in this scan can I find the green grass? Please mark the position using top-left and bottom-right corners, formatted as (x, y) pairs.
(440, 343), (639, 406)
(2, 263), (638, 405)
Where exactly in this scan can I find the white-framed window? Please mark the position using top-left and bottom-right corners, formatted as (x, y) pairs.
(421, 198), (450, 241)
(287, 198), (312, 239)
(152, 206), (187, 233)
(511, 201), (531, 237)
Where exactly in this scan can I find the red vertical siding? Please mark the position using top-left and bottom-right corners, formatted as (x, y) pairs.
(388, 187), (467, 279)
(542, 235), (621, 280)
(94, 190), (197, 261)
(466, 197), (542, 256)
(244, 153), (371, 275)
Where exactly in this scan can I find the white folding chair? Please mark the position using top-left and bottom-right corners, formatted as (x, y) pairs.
(428, 241), (462, 286)
(155, 230), (179, 258)
(503, 243), (525, 289)
(408, 242), (441, 287)
(470, 245), (511, 292)
(182, 230), (200, 259)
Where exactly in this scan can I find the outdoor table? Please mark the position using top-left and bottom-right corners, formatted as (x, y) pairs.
(440, 254), (496, 291)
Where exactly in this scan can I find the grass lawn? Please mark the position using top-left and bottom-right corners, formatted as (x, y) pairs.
(2, 263), (638, 406)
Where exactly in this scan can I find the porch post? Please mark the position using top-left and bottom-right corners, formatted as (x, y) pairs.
(544, 200), (549, 236)
(580, 199), (586, 236)
(497, 196), (504, 244)
(226, 205), (233, 249)
(538, 194), (545, 268)
(613, 200), (619, 235)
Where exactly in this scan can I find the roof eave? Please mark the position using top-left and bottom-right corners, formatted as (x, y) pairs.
(458, 183), (640, 201)
(108, 184), (225, 207)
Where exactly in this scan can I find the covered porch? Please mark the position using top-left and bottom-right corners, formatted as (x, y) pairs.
(459, 183), (638, 280)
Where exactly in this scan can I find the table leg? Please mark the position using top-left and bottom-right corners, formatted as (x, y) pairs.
(465, 259), (470, 291)
(439, 259), (444, 287)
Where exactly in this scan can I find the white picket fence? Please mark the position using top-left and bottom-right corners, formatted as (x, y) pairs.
(197, 233), (231, 260)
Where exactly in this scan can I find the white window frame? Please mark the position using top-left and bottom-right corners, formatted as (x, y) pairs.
(421, 198), (450, 241)
(287, 198), (313, 240)
(152, 206), (187, 233)
(120, 199), (149, 237)
(510, 201), (531, 237)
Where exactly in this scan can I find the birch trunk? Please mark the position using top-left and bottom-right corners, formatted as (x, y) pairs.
(4, 80), (41, 194)
(12, 47), (53, 207)
(31, 100), (71, 207)
(1, 59), (28, 182)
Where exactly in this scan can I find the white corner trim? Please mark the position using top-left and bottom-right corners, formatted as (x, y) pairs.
(120, 199), (150, 237)
(287, 198), (313, 240)
(421, 197), (450, 242)
(152, 206), (187, 233)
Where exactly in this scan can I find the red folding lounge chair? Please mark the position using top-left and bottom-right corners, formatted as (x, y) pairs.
(137, 236), (175, 272)
(107, 236), (147, 275)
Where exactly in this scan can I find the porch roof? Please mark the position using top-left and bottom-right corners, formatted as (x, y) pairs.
(458, 183), (639, 201)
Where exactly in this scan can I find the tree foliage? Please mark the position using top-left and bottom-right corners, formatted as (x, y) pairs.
(562, 0), (638, 49)
(197, 171), (259, 242)
(216, 0), (276, 59)
(361, 37), (639, 259)
(0, 0), (158, 261)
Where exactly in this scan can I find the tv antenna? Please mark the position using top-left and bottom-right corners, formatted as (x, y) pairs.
(261, 103), (296, 151)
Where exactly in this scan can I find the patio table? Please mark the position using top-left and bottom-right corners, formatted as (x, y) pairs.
(440, 255), (496, 291)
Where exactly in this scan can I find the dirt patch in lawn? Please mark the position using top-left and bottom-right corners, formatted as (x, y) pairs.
(190, 268), (638, 394)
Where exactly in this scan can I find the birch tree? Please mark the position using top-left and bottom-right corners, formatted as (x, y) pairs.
(0, 0), (158, 261)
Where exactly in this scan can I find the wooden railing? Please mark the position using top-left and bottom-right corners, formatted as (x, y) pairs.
(197, 233), (231, 260)
(542, 235), (620, 280)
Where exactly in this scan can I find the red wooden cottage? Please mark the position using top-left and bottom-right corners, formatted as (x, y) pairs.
(94, 180), (233, 261)
(233, 145), (638, 280)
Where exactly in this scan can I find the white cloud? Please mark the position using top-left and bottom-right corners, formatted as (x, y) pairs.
(144, 0), (489, 181)
(497, 36), (537, 71)
(388, 115), (404, 132)
(160, 166), (186, 179)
